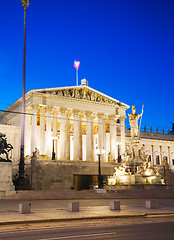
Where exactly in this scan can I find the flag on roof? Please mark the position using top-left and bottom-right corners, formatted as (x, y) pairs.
(74, 60), (80, 70)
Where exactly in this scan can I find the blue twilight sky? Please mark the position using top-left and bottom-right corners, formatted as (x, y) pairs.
(0, 0), (174, 132)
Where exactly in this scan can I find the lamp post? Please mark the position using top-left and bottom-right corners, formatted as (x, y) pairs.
(96, 147), (105, 188)
(117, 141), (122, 163)
(52, 136), (57, 160)
(15, 0), (29, 189)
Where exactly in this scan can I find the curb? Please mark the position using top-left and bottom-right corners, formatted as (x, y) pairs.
(0, 212), (174, 226)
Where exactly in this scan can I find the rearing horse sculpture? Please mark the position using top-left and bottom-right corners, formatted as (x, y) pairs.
(0, 133), (13, 161)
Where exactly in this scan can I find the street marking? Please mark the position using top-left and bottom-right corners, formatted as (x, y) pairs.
(39, 232), (117, 239)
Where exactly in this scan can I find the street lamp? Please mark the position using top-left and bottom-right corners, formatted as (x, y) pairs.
(15, 0), (29, 189)
(117, 141), (122, 163)
(52, 136), (57, 160)
(96, 147), (105, 189)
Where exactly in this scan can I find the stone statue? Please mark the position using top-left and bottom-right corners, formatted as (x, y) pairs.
(139, 146), (148, 161)
(128, 106), (143, 138)
(0, 133), (13, 161)
(125, 145), (134, 162)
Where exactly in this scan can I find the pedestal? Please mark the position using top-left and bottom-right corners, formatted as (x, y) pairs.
(131, 138), (141, 174)
(0, 161), (16, 198)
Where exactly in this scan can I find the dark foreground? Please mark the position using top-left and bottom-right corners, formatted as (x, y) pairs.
(0, 221), (174, 240)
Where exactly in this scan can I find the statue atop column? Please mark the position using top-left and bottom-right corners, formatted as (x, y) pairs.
(128, 105), (143, 139)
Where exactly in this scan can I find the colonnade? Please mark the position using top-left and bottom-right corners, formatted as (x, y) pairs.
(145, 144), (173, 166)
(24, 104), (126, 161)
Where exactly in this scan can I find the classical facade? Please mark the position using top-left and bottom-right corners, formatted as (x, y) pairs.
(0, 80), (174, 189)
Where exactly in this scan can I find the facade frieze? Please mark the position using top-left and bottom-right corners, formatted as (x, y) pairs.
(34, 87), (127, 108)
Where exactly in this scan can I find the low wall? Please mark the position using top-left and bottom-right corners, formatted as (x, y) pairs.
(30, 159), (115, 190)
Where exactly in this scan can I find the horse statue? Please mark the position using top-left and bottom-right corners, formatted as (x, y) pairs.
(0, 133), (13, 161)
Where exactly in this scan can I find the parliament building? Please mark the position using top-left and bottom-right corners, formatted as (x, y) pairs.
(0, 79), (174, 190)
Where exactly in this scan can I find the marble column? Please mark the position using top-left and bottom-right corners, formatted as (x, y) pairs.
(59, 107), (66, 160)
(52, 108), (58, 159)
(168, 147), (171, 166)
(91, 116), (95, 161)
(73, 109), (79, 160)
(85, 111), (92, 161)
(103, 118), (107, 162)
(120, 116), (126, 156)
(31, 104), (38, 154)
(65, 112), (71, 160)
(109, 115), (117, 161)
(24, 106), (31, 156)
(79, 113), (83, 161)
(39, 106), (46, 155)
(97, 113), (104, 161)
(46, 106), (52, 158)
(160, 146), (162, 165)
(151, 145), (154, 165)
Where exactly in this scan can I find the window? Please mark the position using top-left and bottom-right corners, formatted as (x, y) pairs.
(147, 155), (151, 162)
(156, 155), (160, 165)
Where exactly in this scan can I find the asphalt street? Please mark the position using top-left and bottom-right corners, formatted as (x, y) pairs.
(0, 222), (174, 240)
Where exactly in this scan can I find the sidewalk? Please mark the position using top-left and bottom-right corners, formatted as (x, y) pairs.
(0, 190), (174, 225)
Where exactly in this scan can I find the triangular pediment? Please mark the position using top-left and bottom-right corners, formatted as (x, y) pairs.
(32, 85), (129, 108)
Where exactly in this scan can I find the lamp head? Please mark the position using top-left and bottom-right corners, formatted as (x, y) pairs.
(21, 0), (29, 8)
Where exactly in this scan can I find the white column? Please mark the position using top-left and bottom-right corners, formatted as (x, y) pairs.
(103, 119), (106, 162)
(85, 111), (92, 161)
(160, 146), (162, 165)
(91, 116), (95, 161)
(65, 112), (71, 160)
(109, 115), (117, 161)
(40, 106), (46, 155)
(73, 109), (79, 160)
(79, 114), (83, 161)
(151, 145), (154, 165)
(31, 104), (38, 154)
(168, 147), (171, 167)
(24, 106), (31, 156)
(97, 113), (104, 161)
(120, 116), (126, 156)
(46, 106), (52, 158)
(52, 108), (58, 159)
(59, 107), (66, 160)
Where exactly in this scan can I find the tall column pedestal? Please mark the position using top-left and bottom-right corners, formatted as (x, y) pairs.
(131, 138), (140, 174)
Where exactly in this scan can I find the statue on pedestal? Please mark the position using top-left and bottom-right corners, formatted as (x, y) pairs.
(0, 133), (13, 162)
(128, 105), (143, 139)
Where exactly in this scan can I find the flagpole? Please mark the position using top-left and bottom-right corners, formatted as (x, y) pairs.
(74, 60), (80, 86)
(76, 69), (78, 86)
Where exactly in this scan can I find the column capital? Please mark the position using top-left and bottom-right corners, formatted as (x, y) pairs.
(66, 111), (71, 119)
(97, 113), (104, 119)
(85, 111), (92, 117)
(46, 106), (53, 112)
(39, 106), (46, 114)
(79, 113), (84, 120)
(73, 109), (80, 115)
(59, 107), (67, 114)
(91, 114), (96, 122)
(119, 116), (126, 122)
(52, 108), (59, 116)
(25, 106), (32, 114)
(108, 114), (117, 121)
(31, 104), (39, 110)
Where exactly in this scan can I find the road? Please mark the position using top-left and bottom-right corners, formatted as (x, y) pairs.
(0, 222), (174, 240)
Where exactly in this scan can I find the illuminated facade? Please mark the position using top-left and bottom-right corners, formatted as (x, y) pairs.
(0, 80), (174, 189)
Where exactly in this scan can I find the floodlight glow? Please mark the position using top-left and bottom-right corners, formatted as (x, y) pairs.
(144, 169), (152, 176)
